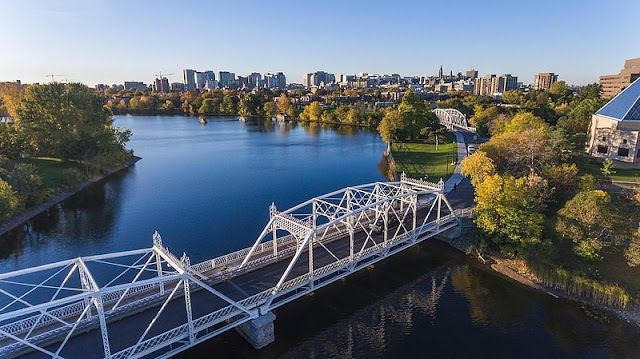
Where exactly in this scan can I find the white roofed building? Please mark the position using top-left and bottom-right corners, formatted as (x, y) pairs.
(587, 78), (640, 164)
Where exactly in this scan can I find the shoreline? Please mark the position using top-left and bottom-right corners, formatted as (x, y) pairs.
(0, 156), (141, 238)
(436, 229), (640, 328)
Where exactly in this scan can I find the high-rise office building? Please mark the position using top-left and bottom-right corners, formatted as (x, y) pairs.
(183, 69), (196, 91)
(498, 74), (518, 92)
(466, 69), (478, 79)
(533, 72), (558, 90)
(263, 72), (287, 89)
(153, 77), (169, 93)
(473, 74), (496, 96)
(218, 71), (235, 88)
(303, 71), (334, 87)
(599, 57), (640, 99)
(194, 71), (216, 89)
(249, 73), (262, 88)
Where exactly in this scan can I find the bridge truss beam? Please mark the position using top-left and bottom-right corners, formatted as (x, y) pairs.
(0, 176), (462, 359)
(433, 108), (476, 132)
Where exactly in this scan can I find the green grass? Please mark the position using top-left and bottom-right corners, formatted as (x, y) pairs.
(573, 155), (640, 183)
(21, 157), (82, 186)
(392, 132), (457, 182)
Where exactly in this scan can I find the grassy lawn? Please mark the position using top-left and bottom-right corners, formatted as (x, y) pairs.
(573, 155), (640, 183)
(392, 132), (457, 182)
(21, 157), (82, 187)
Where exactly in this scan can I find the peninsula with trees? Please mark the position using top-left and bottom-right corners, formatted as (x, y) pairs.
(0, 82), (135, 229)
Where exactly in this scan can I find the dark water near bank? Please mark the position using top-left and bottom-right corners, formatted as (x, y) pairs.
(1, 115), (639, 358)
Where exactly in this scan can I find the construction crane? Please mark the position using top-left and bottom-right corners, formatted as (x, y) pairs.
(45, 73), (65, 82)
(154, 71), (174, 93)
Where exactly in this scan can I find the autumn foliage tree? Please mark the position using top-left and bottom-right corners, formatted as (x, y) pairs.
(556, 190), (624, 260)
(13, 83), (132, 172)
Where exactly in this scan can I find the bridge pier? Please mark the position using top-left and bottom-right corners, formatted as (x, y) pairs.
(235, 311), (276, 349)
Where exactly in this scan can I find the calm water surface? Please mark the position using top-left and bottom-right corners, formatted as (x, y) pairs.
(1, 115), (639, 358)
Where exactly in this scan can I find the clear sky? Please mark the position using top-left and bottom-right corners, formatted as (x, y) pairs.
(1, 0), (639, 87)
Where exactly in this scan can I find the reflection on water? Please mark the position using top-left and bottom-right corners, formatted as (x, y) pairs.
(377, 152), (395, 181)
(0, 173), (127, 262)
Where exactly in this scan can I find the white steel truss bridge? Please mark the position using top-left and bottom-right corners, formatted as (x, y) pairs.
(433, 108), (476, 132)
(0, 174), (461, 359)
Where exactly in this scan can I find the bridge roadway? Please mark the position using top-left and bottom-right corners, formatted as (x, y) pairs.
(4, 178), (476, 359)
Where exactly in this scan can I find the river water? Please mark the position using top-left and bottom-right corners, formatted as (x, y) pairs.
(1, 115), (639, 358)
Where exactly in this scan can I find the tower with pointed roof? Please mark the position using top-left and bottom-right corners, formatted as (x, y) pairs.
(587, 77), (640, 164)
(438, 65), (443, 80)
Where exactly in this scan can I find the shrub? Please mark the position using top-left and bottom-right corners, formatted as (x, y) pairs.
(60, 168), (85, 191)
(0, 178), (18, 223)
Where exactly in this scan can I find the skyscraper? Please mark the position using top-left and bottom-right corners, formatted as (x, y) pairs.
(153, 77), (169, 93)
(497, 74), (518, 92)
(249, 73), (262, 88)
(194, 71), (216, 89)
(183, 69), (196, 91)
(533, 73), (558, 90)
(218, 71), (235, 88)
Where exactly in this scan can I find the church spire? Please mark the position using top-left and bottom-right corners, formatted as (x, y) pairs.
(438, 65), (443, 79)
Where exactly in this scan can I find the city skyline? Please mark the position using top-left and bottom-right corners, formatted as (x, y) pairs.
(1, 0), (639, 86)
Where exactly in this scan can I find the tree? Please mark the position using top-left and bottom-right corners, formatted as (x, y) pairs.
(556, 190), (624, 261)
(263, 101), (277, 117)
(502, 112), (548, 135)
(397, 91), (428, 139)
(14, 83), (131, 170)
(625, 228), (640, 267)
(219, 94), (238, 115)
(473, 173), (545, 253)
(377, 109), (403, 152)
(300, 101), (322, 121)
(344, 108), (362, 125)
(543, 163), (579, 208)
(4, 163), (51, 209)
(239, 93), (262, 116)
(276, 94), (293, 116)
(0, 178), (18, 223)
(0, 122), (21, 159)
(600, 158), (616, 179)
(198, 98), (217, 115)
(556, 98), (606, 149)
(460, 151), (496, 187)
(502, 90), (526, 106)
(480, 126), (568, 177)
(549, 81), (572, 105)
(574, 83), (601, 102)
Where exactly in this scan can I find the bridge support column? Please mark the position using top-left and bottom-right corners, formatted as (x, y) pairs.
(235, 311), (276, 349)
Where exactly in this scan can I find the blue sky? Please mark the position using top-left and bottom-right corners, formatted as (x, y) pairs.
(1, 0), (639, 86)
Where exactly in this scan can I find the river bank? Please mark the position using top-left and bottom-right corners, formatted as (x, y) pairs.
(0, 156), (141, 237)
(437, 226), (640, 328)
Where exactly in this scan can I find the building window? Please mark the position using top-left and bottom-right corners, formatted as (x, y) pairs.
(597, 145), (608, 154)
(602, 136), (606, 141)
(623, 139), (628, 144)
(618, 148), (629, 157)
